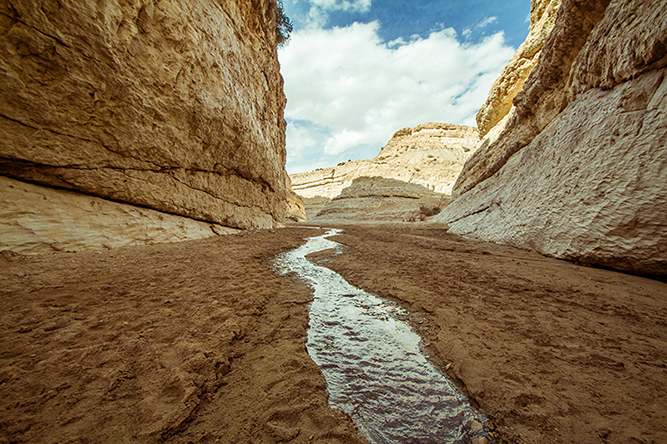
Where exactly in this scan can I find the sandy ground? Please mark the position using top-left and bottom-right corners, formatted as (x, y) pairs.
(0, 228), (363, 444)
(1, 224), (666, 444)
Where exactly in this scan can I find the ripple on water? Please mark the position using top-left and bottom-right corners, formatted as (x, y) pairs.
(274, 229), (490, 444)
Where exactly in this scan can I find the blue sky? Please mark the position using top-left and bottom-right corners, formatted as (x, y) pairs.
(279, 0), (531, 173)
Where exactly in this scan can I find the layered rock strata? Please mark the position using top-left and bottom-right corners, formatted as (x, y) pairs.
(286, 189), (307, 222)
(291, 123), (479, 200)
(303, 196), (330, 221)
(1, 176), (238, 254)
(0, 0), (289, 251)
(312, 177), (448, 224)
(435, 0), (667, 277)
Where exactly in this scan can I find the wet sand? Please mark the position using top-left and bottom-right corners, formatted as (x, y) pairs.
(1, 224), (666, 443)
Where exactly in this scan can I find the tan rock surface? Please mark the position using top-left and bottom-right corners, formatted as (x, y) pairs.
(291, 123), (480, 199)
(313, 176), (448, 224)
(286, 189), (307, 222)
(0, 0), (289, 242)
(0, 176), (238, 254)
(436, 0), (667, 277)
(475, 0), (562, 138)
(303, 196), (330, 221)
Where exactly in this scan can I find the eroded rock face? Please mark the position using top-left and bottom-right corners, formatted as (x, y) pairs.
(302, 196), (330, 221)
(0, 0), (288, 249)
(1, 176), (239, 254)
(286, 189), (307, 222)
(291, 123), (479, 199)
(313, 176), (448, 224)
(476, 0), (562, 138)
(436, 0), (667, 277)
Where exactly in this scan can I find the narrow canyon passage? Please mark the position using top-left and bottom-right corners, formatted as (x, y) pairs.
(274, 229), (489, 444)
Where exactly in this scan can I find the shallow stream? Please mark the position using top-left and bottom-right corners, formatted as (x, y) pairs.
(274, 229), (489, 444)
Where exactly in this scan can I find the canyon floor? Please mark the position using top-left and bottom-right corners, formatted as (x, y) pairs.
(1, 225), (666, 444)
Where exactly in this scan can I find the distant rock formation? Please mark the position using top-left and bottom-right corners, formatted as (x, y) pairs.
(291, 123), (480, 200)
(312, 177), (448, 224)
(435, 0), (667, 277)
(0, 0), (289, 252)
(303, 196), (331, 222)
(286, 189), (307, 222)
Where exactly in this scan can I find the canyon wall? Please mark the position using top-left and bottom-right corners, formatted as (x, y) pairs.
(475, 0), (562, 139)
(291, 123), (480, 200)
(435, 0), (667, 277)
(0, 0), (289, 252)
(1, 176), (239, 254)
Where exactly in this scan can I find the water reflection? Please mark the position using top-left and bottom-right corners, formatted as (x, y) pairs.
(274, 229), (489, 444)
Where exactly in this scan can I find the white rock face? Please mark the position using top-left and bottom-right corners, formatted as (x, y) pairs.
(291, 123), (480, 199)
(435, 0), (667, 277)
(0, 177), (238, 254)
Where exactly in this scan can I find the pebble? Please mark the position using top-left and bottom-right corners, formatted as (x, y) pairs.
(472, 438), (488, 444)
(467, 419), (483, 432)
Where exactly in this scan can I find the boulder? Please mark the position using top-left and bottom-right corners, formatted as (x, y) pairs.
(0, 0), (289, 252)
(435, 0), (667, 277)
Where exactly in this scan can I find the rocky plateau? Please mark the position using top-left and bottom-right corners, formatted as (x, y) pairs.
(311, 176), (449, 224)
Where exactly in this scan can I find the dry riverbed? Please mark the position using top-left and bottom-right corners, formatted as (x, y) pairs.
(1, 224), (666, 444)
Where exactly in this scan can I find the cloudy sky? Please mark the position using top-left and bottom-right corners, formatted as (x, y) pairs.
(279, 0), (531, 173)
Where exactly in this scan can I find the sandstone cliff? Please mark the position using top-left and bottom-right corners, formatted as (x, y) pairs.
(291, 123), (479, 200)
(475, 0), (562, 139)
(286, 189), (307, 222)
(435, 0), (667, 277)
(302, 196), (331, 222)
(312, 177), (448, 224)
(0, 0), (289, 252)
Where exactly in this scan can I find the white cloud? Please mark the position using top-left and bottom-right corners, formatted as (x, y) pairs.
(476, 16), (498, 28)
(308, 0), (371, 12)
(301, 0), (371, 28)
(279, 21), (515, 172)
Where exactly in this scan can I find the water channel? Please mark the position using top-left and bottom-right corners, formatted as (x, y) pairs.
(273, 229), (489, 444)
